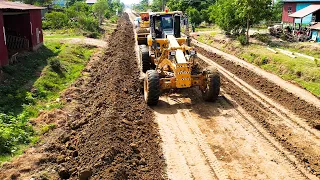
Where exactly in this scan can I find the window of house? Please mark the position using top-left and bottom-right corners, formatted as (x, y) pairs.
(288, 7), (292, 14)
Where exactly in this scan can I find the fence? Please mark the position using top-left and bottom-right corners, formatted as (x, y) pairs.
(6, 35), (29, 50)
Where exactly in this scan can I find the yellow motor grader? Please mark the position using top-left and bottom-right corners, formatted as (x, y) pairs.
(140, 11), (220, 105)
(136, 12), (150, 45)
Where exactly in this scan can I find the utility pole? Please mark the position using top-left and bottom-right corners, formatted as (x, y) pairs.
(162, 0), (166, 11)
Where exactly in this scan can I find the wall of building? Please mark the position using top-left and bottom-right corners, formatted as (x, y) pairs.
(29, 10), (43, 50)
(3, 13), (31, 46)
(283, 2), (297, 23)
(294, 3), (313, 24)
(0, 11), (8, 66)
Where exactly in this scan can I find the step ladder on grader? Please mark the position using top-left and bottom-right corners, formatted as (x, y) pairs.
(139, 11), (220, 105)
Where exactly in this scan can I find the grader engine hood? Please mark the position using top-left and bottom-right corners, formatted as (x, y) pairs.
(167, 35), (191, 88)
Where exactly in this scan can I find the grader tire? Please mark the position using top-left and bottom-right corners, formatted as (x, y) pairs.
(140, 45), (150, 73)
(144, 70), (160, 105)
(202, 69), (220, 102)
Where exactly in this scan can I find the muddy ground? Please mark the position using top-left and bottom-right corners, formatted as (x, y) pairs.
(0, 14), (165, 180)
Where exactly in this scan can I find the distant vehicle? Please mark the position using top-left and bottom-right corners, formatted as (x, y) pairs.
(134, 17), (141, 28)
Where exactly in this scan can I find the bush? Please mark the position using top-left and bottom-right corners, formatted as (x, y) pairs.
(44, 12), (69, 29)
(78, 15), (99, 32)
(238, 34), (248, 45)
(109, 15), (119, 24)
(49, 58), (62, 73)
(0, 113), (33, 154)
(254, 33), (271, 44)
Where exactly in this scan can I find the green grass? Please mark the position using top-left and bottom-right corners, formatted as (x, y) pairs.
(0, 39), (95, 163)
(198, 37), (320, 97)
(44, 28), (84, 39)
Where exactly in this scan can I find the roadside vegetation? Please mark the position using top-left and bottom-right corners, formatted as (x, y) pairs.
(195, 32), (320, 96)
(0, 0), (123, 163)
(42, 0), (123, 38)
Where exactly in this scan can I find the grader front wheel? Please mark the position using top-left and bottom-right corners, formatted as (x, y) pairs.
(144, 70), (160, 105)
(139, 45), (151, 73)
(202, 69), (220, 102)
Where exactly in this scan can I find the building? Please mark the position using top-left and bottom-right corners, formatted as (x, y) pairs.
(282, 0), (320, 24)
(53, 0), (66, 7)
(86, 0), (97, 5)
(0, 1), (44, 66)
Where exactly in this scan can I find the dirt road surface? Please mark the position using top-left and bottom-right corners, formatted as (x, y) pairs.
(1, 12), (320, 180)
(129, 10), (319, 179)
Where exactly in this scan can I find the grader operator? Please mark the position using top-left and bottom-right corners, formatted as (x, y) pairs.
(140, 11), (220, 105)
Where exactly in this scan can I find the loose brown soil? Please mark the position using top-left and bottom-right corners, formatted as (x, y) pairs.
(0, 14), (165, 180)
(195, 46), (320, 128)
(195, 52), (320, 177)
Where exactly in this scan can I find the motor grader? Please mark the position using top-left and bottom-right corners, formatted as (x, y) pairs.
(136, 12), (150, 45)
(140, 11), (220, 105)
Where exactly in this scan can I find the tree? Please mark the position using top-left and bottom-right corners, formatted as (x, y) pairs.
(270, 0), (283, 22)
(186, 7), (202, 27)
(235, 0), (272, 43)
(93, 0), (109, 24)
(209, 0), (243, 34)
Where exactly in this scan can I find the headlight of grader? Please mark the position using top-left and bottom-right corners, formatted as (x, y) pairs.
(170, 51), (176, 56)
(190, 50), (196, 56)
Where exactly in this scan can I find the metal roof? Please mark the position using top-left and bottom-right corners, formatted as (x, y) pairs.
(289, 4), (320, 18)
(310, 23), (320, 30)
(0, 1), (45, 10)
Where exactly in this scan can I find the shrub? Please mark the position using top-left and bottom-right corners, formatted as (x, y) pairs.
(44, 12), (69, 29)
(0, 113), (33, 154)
(78, 15), (99, 32)
(109, 15), (119, 24)
(49, 58), (62, 73)
(238, 34), (248, 45)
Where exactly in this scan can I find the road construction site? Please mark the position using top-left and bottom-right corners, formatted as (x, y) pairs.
(0, 12), (319, 180)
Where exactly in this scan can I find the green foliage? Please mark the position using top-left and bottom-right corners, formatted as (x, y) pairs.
(269, 0), (283, 22)
(0, 40), (95, 159)
(43, 12), (69, 29)
(133, 0), (149, 11)
(186, 7), (202, 26)
(238, 34), (248, 45)
(0, 113), (33, 154)
(40, 124), (56, 135)
(93, 0), (109, 24)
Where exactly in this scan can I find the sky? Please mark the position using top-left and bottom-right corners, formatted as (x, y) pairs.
(120, 0), (141, 5)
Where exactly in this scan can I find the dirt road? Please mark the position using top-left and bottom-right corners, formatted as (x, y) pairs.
(129, 11), (319, 179)
(1, 12), (319, 180)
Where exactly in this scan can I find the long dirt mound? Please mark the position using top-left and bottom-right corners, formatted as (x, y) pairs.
(0, 14), (166, 180)
(56, 14), (165, 179)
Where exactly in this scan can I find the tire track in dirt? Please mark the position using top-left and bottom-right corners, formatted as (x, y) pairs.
(196, 53), (320, 178)
(194, 45), (320, 129)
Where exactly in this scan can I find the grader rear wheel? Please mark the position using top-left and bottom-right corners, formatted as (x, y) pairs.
(140, 45), (151, 73)
(202, 69), (220, 102)
(144, 70), (160, 105)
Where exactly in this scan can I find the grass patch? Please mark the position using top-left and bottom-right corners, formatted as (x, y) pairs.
(0, 39), (95, 163)
(199, 37), (320, 96)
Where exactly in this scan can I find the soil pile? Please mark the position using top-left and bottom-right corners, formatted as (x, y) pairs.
(15, 14), (165, 180)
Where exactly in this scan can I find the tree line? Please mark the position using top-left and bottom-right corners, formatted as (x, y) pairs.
(133, 0), (283, 44)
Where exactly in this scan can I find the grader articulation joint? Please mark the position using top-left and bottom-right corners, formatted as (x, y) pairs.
(139, 11), (220, 105)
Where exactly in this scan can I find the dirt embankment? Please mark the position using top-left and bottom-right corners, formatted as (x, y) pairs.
(1, 14), (165, 180)
(195, 46), (320, 128)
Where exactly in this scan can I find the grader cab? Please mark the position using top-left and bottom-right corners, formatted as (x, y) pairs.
(140, 11), (220, 105)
